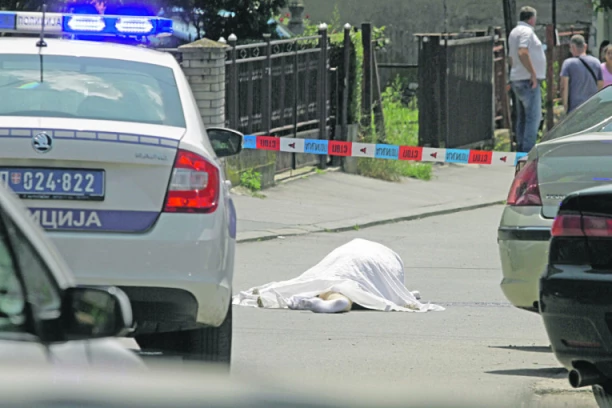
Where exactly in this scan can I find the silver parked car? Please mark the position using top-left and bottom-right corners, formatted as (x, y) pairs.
(498, 85), (612, 312)
(0, 181), (142, 369)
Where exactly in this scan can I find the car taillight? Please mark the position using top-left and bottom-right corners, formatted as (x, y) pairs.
(551, 214), (583, 237)
(551, 214), (612, 237)
(507, 159), (542, 206)
(163, 149), (220, 213)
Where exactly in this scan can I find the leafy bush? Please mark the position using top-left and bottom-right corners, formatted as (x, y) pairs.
(240, 169), (262, 191)
(357, 77), (432, 181)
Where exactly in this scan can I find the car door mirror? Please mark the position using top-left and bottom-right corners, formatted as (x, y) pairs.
(62, 286), (133, 341)
(206, 128), (244, 158)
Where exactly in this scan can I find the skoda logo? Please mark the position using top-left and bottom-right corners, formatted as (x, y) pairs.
(32, 132), (53, 154)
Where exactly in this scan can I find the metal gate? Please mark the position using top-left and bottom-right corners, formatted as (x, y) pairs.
(417, 34), (495, 148)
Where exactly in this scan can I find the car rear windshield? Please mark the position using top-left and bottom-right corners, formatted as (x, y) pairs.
(0, 54), (186, 128)
(541, 85), (612, 142)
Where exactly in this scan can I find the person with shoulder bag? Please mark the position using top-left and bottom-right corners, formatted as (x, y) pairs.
(560, 34), (604, 114)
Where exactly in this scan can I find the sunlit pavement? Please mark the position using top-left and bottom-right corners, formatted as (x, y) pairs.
(122, 206), (597, 407)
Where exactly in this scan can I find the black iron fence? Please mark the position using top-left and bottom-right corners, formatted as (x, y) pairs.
(163, 32), (334, 174)
(416, 33), (495, 148)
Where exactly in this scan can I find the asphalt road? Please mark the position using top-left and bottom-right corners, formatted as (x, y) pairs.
(123, 205), (597, 406)
(229, 205), (597, 407)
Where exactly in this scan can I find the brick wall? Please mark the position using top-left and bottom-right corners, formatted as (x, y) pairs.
(178, 38), (227, 128)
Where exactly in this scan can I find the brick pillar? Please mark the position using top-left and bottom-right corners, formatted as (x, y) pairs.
(178, 38), (227, 128)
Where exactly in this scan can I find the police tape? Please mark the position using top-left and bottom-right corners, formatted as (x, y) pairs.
(242, 135), (528, 166)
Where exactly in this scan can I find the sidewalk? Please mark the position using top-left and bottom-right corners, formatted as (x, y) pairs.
(232, 164), (516, 243)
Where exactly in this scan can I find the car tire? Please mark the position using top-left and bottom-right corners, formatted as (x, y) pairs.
(135, 305), (232, 365)
(593, 383), (612, 407)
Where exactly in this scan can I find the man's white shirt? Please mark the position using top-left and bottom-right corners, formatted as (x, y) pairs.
(508, 21), (547, 81)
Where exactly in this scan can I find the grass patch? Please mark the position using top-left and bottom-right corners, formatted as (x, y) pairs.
(491, 129), (512, 152)
(357, 77), (432, 182)
(240, 169), (262, 191)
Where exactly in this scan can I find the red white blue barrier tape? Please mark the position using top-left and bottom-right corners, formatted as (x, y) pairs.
(242, 135), (527, 166)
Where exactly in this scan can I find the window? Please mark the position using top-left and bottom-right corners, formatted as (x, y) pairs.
(542, 86), (612, 142)
(0, 215), (26, 333)
(8, 221), (61, 316)
(0, 54), (186, 127)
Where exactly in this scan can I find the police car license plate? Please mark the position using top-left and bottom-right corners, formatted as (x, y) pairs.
(0, 168), (105, 201)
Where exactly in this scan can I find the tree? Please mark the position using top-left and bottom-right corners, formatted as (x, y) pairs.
(595, 0), (612, 10)
(190, 0), (288, 42)
(0, 0), (46, 10)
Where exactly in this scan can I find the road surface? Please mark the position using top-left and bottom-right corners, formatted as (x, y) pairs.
(230, 205), (596, 407)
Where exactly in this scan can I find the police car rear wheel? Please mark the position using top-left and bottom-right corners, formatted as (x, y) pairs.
(135, 305), (232, 365)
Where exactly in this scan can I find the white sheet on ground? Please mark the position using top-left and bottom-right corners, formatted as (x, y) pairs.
(232, 238), (445, 313)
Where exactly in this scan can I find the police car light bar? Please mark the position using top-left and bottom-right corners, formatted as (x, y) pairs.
(0, 10), (173, 37)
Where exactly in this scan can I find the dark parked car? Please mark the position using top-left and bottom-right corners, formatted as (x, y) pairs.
(540, 185), (612, 407)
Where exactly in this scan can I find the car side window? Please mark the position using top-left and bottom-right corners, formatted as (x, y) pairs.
(0, 215), (27, 332)
(4, 216), (61, 315)
(541, 87), (612, 142)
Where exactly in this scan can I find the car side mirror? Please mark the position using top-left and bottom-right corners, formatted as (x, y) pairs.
(61, 286), (133, 341)
(206, 128), (244, 158)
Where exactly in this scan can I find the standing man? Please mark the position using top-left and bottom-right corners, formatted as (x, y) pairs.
(560, 35), (604, 114)
(508, 6), (546, 153)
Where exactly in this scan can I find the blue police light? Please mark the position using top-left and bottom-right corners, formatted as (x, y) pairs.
(69, 4), (99, 15)
(63, 15), (173, 37)
(0, 9), (173, 39)
(66, 15), (105, 32)
(115, 17), (154, 34)
(0, 12), (15, 30)
(106, 5), (157, 17)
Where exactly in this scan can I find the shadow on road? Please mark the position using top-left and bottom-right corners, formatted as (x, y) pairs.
(489, 345), (552, 353)
(486, 367), (567, 378)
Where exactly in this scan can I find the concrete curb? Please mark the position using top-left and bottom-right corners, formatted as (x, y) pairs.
(236, 198), (505, 244)
(274, 166), (342, 185)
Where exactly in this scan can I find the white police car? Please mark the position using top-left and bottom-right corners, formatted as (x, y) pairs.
(0, 8), (242, 363)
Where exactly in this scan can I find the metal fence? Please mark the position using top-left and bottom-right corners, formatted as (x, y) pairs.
(225, 34), (330, 173)
(417, 33), (495, 148)
(493, 28), (511, 130)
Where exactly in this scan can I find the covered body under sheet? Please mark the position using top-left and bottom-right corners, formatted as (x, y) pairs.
(232, 239), (445, 313)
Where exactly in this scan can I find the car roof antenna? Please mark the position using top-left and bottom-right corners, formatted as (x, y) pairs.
(36, 3), (48, 48)
(36, 4), (48, 83)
